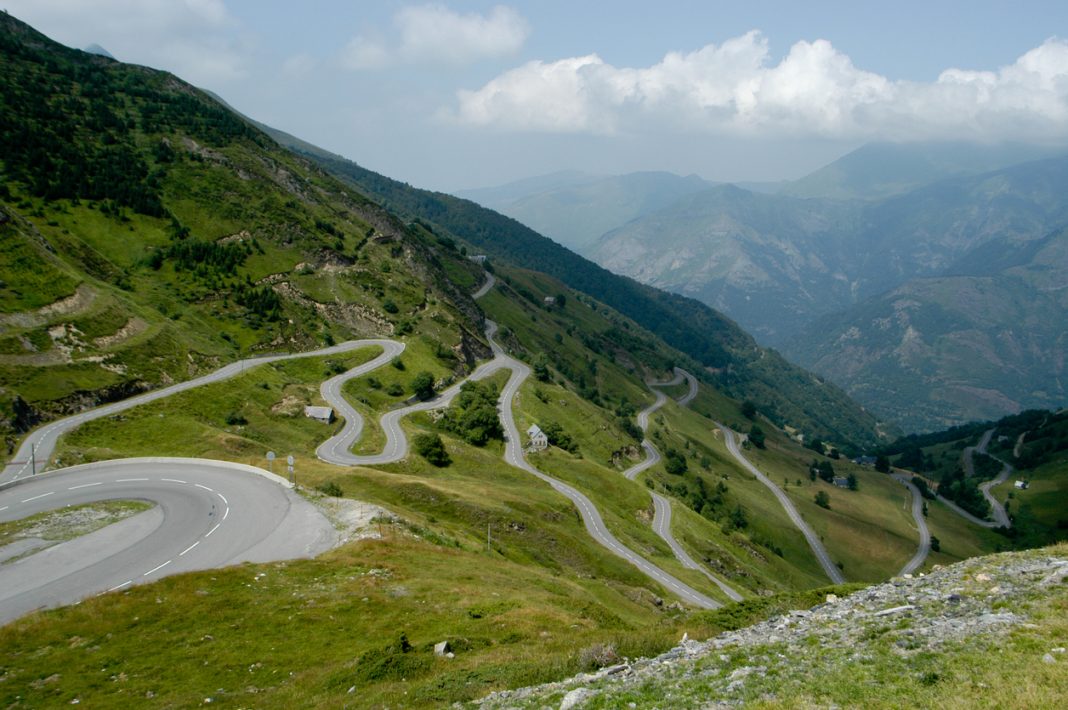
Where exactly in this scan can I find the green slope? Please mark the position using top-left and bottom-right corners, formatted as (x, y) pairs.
(258, 144), (885, 450)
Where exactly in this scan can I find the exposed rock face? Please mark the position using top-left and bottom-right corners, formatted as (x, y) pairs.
(479, 547), (1068, 709)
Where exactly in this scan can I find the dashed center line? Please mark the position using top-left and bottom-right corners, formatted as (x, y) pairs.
(21, 491), (55, 503)
(161, 478), (186, 484)
(205, 523), (221, 538)
(116, 478), (149, 482)
(179, 541), (200, 556)
(143, 560), (171, 577)
(68, 482), (103, 490)
(107, 580), (132, 592)
(194, 484), (214, 492)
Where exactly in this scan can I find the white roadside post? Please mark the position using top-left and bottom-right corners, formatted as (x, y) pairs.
(287, 454), (295, 485)
(266, 450), (276, 475)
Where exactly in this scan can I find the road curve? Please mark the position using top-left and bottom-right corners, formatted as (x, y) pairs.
(487, 322), (720, 609)
(971, 429), (1013, 528)
(621, 371), (743, 602)
(715, 421), (846, 584)
(2, 340), (381, 484)
(0, 458), (334, 624)
(892, 472), (931, 575)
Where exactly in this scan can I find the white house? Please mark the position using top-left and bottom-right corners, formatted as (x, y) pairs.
(1014, 480), (1030, 489)
(304, 405), (335, 423)
(527, 424), (548, 450)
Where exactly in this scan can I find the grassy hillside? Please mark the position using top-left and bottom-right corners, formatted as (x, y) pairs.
(264, 142), (886, 450)
(0, 13), (482, 446)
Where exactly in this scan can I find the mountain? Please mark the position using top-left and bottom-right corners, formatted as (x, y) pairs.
(457, 171), (713, 252)
(268, 147), (886, 448)
(780, 141), (1061, 201)
(0, 12), (484, 444)
(592, 154), (1068, 345)
(786, 227), (1068, 432)
(82, 43), (114, 59)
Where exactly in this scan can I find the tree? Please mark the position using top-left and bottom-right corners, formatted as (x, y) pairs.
(930, 535), (941, 552)
(411, 371), (435, 400)
(414, 433), (450, 467)
(847, 472), (858, 491)
(664, 449), (688, 475)
(875, 454), (891, 473)
(749, 425), (766, 449)
(741, 400), (757, 419)
(814, 490), (831, 509)
(532, 354), (551, 382)
(441, 381), (502, 446)
(729, 505), (748, 530)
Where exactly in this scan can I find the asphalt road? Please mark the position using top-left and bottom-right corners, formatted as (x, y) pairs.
(1, 339), (380, 485)
(892, 472), (931, 575)
(716, 419), (847, 585)
(972, 429), (1013, 528)
(0, 458), (334, 624)
(622, 370), (743, 602)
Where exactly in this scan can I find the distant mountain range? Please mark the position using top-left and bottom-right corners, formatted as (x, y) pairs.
(466, 143), (1068, 432)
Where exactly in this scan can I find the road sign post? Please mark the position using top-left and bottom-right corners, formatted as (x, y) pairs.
(266, 450), (276, 475)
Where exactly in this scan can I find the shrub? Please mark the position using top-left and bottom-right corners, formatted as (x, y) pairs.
(578, 643), (620, 671)
(414, 433), (450, 467)
(224, 411), (247, 426)
(317, 481), (343, 497)
(411, 371), (436, 401)
(815, 490), (831, 509)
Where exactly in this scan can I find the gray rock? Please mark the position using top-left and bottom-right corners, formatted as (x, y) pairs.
(559, 687), (597, 710)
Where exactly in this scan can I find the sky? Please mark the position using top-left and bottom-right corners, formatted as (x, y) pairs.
(6, 1), (1068, 191)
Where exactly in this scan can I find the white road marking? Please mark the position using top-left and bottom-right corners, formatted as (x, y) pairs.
(179, 541), (200, 556)
(222, 507), (230, 521)
(217, 493), (228, 506)
(107, 580), (132, 592)
(21, 491), (55, 503)
(161, 478), (187, 484)
(195, 484), (214, 492)
(0, 506), (7, 512)
(205, 523), (221, 537)
(68, 482), (103, 490)
(116, 478), (149, 482)
(143, 560), (172, 577)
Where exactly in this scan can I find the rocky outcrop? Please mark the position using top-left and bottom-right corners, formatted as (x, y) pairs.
(479, 546), (1068, 708)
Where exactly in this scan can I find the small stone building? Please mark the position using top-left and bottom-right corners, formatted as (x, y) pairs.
(304, 405), (335, 423)
(527, 424), (548, 450)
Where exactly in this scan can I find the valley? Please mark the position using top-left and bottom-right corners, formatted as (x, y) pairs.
(0, 9), (1065, 709)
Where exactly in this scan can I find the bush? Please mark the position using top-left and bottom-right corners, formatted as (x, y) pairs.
(411, 371), (436, 400)
(414, 433), (450, 467)
(749, 425), (766, 449)
(815, 490), (831, 509)
(386, 383), (404, 397)
(317, 481), (344, 497)
(578, 643), (620, 671)
(224, 411), (248, 426)
(664, 449), (688, 475)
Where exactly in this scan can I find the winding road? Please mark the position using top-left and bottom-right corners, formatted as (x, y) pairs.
(2, 269), (722, 619)
(966, 428), (1013, 529)
(647, 365), (849, 586)
(621, 371), (744, 602)
(0, 458), (334, 624)
(891, 472), (931, 575)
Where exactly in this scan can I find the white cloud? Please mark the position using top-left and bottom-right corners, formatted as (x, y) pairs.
(339, 3), (529, 70)
(448, 32), (1068, 143)
(3, 0), (249, 85)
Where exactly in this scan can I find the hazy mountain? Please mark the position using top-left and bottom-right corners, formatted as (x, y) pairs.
(457, 171), (713, 251)
(82, 43), (114, 59)
(785, 226), (1068, 432)
(592, 154), (1068, 344)
(780, 141), (1062, 201)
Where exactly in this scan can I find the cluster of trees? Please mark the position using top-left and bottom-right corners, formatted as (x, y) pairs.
(439, 381), (502, 446)
(938, 467), (990, 519)
(0, 18), (259, 219)
(540, 420), (578, 454)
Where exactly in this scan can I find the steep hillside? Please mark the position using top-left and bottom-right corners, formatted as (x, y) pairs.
(458, 171), (712, 252)
(268, 147), (885, 449)
(0, 13), (482, 445)
(787, 227), (1068, 432)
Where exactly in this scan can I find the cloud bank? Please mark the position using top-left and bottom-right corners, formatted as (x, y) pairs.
(449, 31), (1068, 142)
(341, 4), (529, 70)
